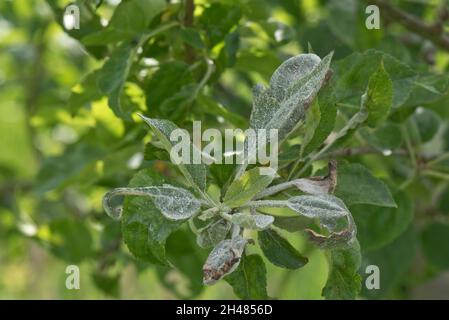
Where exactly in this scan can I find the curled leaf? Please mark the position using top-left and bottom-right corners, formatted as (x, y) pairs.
(103, 184), (201, 221)
(305, 215), (357, 249)
(253, 160), (336, 200)
(286, 193), (357, 248)
(292, 160), (337, 194)
(202, 236), (249, 285)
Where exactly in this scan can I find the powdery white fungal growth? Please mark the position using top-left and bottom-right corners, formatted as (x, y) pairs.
(305, 215), (357, 249)
(202, 235), (249, 285)
(250, 53), (333, 142)
(227, 212), (274, 230)
(102, 184), (201, 221)
(287, 194), (349, 219)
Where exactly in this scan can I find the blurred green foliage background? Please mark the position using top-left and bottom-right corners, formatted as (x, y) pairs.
(1, 0), (449, 299)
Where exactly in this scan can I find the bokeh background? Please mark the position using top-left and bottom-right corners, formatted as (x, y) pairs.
(1, 0), (449, 299)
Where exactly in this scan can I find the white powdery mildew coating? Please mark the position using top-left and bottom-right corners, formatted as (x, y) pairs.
(230, 212), (274, 230)
(146, 184), (201, 220)
(103, 185), (201, 221)
(249, 53), (332, 142)
(293, 179), (331, 195)
(202, 236), (248, 285)
(287, 194), (349, 219)
(270, 54), (322, 101)
(197, 218), (232, 248)
(139, 115), (207, 191)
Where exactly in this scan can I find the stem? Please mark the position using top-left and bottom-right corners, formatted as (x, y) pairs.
(139, 21), (180, 46)
(427, 151), (449, 167)
(294, 108), (369, 179)
(400, 125), (418, 190)
(188, 218), (199, 234)
(317, 146), (409, 159)
(422, 170), (449, 181)
(254, 181), (297, 200)
(242, 200), (288, 209)
(194, 58), (215, 97)
(24, 22), (50, 163)
(287, 157), (303, 181)
(295, 138), (334, 178)
(183, 0), (196, 63)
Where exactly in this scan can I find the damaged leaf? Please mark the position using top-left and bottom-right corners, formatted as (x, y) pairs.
(202, 235), (249, 285)
(292, 160), (337, 194)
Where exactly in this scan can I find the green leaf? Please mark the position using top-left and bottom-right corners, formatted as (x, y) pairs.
(223, 167), (276, 208)
(437, 185), (449, 214)
(197, 94), (247, 128)
(110, 0), (165, 34)
(227, 212), (274, 230)
(360, 122), (403, 150)
(139, 116), (207, 193)
(97, 43), (135, 120)
(334, 49), (417, 110)
(203, 236), (248, 285)
(335, 163), (396, 207)
(363, 61), (393, 127)
(122, 169), (184, 265)
(144, 61), (194, 114)
(405, 73), (449, 107)
(273, 215), (314, 233)
(161, 229), (207, 298)
(258, 229), (308, 269)
(180, 27), (205, 49)
(225, 254), (268, 299)
(361, 227), (416, 299)
(42, 218), (94, 264)
(68, 70), (103, 115)
(196, 218), (231, 248)
(352, 190), (414, 251)
(250, 52), (333, 142)
(286, 194), (358, 249)
(287, 194), (350, 219)
(82, 0), (166, 44)
(92, 271), (120, 298)
(235, 50), (282, 79)
(301, 84), (337, 157)
(35, 143), (106, 194)
(301, 100), (321, 155)
(199, 3), (242, 47)
(46, 0), (107, 58)
(322, 240), (362, 300)
(410, 108), (441, 143)
(108, 185), (201, 220)
(421, 222), (449, 270)
(327, 0), (381, 50)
